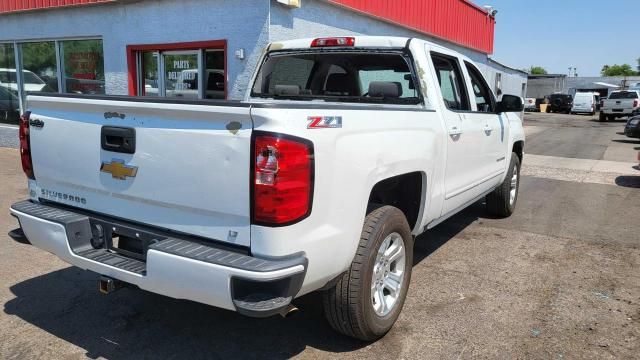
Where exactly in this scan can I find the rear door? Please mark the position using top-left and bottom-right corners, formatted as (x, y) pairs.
(27, 95), (253, 246)
(430, 53), (486, 215)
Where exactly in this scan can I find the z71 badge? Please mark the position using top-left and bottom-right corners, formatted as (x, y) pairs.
(307, 116), (342, 129)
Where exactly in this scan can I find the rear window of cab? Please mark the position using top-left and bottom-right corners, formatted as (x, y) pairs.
(251, 51), (421, 105)
(609, 91), (639, 99)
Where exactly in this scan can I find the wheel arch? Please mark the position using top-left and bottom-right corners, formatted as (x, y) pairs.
(367, 171), (426, 233)
(512, 140), (524, 162)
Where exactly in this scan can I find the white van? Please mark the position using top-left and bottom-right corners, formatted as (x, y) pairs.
(571, 92), (598, 115)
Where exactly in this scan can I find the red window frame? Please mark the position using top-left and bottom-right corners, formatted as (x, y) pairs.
(126, 39), (228, 99)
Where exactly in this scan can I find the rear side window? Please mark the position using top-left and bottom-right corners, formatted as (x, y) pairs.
(609, 91), (638, 99)
(251, 51), (420, 104)
(431, 54), (470, 111)
(464, 61), (495, 112)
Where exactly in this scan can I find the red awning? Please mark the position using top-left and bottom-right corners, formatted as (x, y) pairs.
(0, 0), (115, 15)
(327, 0), (495, 54)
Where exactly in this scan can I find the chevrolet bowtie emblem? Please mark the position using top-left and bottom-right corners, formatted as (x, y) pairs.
(100, 160), (138, 180)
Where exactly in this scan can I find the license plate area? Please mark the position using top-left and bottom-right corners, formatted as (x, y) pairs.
(613, 109), (624, 112)
(89, 219), (167, 261)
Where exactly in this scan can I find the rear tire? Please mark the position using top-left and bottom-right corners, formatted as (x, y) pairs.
(486, 152), (521, 218)
(323, 205), (413, 341)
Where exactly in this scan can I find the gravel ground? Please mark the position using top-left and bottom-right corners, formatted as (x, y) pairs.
(0, 125), (18, 149)
(0, 113), (638, 359)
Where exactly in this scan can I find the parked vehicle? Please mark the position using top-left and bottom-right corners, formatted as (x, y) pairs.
(547, 93), (573, 113)
(625, 109), (640, 138)
(0, 86), (20, 123)
(0, 68), (48, 93)
(571, 92), (598, 115)
(10, 36), (525, 341)
(600, 90), (640, 122)
(524, 97), (537, 112)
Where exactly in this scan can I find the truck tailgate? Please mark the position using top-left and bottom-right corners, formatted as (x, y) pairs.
(27, 95), (252, 246)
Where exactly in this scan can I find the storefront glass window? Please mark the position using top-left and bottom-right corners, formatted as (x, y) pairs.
(134, 44), (226, 99)
(142, 51), (159, 97)
(204, 50), (225, 99)
(0, 43), (20, 124)
(164, 52), (199, 99)
(60, 39), (105, 94)
(20, 41), (58, 93)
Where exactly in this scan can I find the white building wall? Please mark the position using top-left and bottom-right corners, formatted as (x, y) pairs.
(0, 0), (270, 98)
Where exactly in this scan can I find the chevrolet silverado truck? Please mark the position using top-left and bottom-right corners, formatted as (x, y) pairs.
(11, 36), (525, 341)
(600, 90), (640, 122)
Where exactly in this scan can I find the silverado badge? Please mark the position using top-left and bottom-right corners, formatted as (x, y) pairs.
(100, 159), (138, 180)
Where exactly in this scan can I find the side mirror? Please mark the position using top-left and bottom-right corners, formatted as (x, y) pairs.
(496, 94), (524, 114)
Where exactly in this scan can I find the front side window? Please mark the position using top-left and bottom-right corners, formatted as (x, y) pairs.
(465, 62), (495, 112)
(251, 51), (420, 104)
(431, 54), (469, 111)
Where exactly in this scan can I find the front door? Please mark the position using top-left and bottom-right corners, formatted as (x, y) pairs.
(463, 62), (507, 183)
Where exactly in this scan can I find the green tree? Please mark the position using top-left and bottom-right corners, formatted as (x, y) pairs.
(528, 66), (548, 75)
(601, 64), (638, 76)
(637, 57), (640, 72)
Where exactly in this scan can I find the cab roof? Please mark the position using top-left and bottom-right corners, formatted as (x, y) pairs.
(268, 36), (412, 51)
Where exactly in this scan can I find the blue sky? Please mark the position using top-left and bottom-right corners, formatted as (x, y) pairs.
(474, 0), (640, 76)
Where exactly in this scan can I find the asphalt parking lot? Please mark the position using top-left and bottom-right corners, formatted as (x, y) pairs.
(0, 113), (639, 359)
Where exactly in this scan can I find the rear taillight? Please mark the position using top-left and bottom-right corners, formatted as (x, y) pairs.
(311, 37), (355, 47)
(252, 132), (313, 226)
(634, 99), (639, 108)
(19, 111), (35, 180)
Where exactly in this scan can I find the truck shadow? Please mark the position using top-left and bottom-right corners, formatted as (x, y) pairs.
(4, 203), (486, 359)
(413, 201), (487, 265)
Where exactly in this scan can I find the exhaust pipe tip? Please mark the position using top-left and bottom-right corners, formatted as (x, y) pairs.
(279, 304), (299, 318)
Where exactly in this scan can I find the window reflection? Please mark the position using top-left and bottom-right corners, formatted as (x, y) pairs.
(0, 43), (20, 124)
(20, 42), (58, 93)
(142, 51), (159, 97)
(61, 39), (105, 94)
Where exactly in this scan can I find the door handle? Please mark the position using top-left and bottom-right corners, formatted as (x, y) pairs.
(483, 125), (493, 135)
(101, 126), (136, 154)
(449, 127), (463, 136)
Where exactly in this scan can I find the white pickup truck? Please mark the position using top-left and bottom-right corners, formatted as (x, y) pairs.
(11, 36), (524, 341)
(600, 90), (640, 121)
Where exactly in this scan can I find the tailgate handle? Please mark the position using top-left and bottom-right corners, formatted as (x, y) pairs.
(101, 126), (136, 154)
